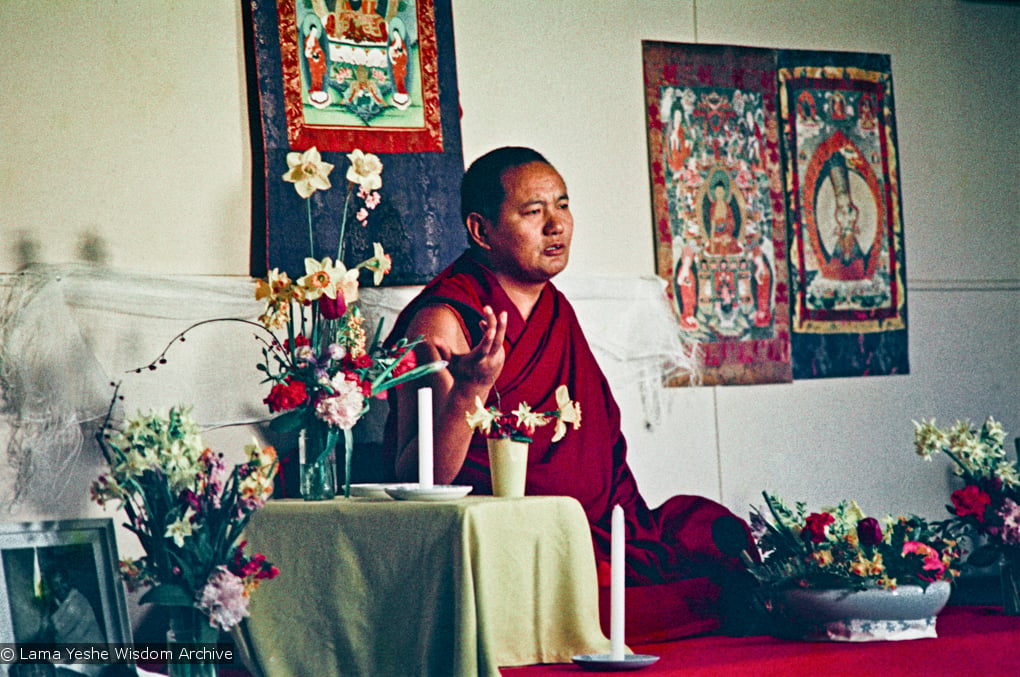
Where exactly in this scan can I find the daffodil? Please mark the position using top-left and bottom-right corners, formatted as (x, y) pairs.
(361, 242), (393, 285)
(298, 257), (347, 301)
(282, 146), (334, 198)
(511, 402), (548, 433)
(465, 396), (497, 435)
(254, 268), (293, 302)
(551, 384), (582, 442)
(165, 508), (197, 548)
(345, 149), (383, 191)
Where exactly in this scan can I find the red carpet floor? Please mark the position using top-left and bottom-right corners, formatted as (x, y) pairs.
(500, 606), (1020, 677)
(140, 606), (1020, 676)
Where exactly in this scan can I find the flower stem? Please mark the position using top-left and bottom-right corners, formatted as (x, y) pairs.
(306, 198), (316, 259)
(336, 184), (353, 265)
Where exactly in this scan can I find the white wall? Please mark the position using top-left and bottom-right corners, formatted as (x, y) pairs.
(1, 0), (1018, 526)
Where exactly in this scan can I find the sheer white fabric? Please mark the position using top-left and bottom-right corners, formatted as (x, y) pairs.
(0, 264), (699, 515)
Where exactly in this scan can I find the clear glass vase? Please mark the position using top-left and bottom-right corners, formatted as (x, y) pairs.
(166, 608), (220, 677)
(1000, 553), (1020, 616)
(299, 421), (339, 500)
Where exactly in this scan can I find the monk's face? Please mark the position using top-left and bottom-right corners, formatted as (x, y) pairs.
(483, 161), (573, 283)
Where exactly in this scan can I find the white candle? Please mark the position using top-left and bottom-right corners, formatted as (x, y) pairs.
(418, 387), (434, 488)
(610, 504), (625, 660)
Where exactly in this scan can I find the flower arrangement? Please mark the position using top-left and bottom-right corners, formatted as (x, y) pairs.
(465, 385), (581, 443)
(142, 147), (443, 499)
(746, 491), (962, 591)
(262, 146), (444, 498)
(91, 403), (279, 633)
(913, 417), (1018, 568)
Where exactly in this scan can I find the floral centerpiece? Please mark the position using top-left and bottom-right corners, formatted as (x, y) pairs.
(465, 385), (581, 443)
(747, 492), (962, 591)
(258, 146), (446, 499)
(91, 402), (278, 672)
(143, 147), (443, 499)
(913, 416), (1020, 613)
(745, 492), (962, 641)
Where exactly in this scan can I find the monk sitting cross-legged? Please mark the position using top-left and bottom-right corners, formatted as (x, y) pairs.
(383, 146), (759, 639)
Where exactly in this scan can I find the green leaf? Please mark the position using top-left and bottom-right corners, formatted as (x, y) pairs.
(268, 410), (304, 433)
(139, 584), (194, 607)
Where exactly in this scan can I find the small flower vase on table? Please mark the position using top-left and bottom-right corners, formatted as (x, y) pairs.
(1001, 552), (1020, 616)
(487, 438), (528, 497)
(166, 607), (221, 677)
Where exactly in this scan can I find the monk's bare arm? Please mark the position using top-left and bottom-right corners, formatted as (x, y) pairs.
(393, 304), (507, 484)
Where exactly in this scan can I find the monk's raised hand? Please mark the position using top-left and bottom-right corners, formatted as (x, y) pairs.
(446, 305), (506, 387)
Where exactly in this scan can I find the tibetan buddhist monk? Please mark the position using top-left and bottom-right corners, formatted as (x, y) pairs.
(383, 146), (757, 634)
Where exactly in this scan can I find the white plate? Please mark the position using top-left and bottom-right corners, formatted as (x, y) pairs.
(384, 484), (473, 501)
(572, 654), (660, 671)
(348, 484), (396, 499)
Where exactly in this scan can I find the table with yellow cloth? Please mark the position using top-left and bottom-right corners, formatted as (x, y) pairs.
(233, 495), (612, 677)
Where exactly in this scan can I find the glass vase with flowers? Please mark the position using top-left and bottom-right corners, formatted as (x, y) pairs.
(140, 148), (444, 499)
(913, 417), (1020, 614)
(91, 401), (280, 676)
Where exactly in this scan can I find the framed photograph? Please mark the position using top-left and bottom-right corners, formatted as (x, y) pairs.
(0, 519), (132, 657)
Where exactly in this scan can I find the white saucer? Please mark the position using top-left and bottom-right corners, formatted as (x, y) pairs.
(348, 483), (395, 499)
(384, 484), (473, 501)
(572, 654), (660, 671)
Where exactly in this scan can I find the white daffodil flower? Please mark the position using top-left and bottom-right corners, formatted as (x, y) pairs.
(282, 146), (334, 198)
(346, 149), (383, 191)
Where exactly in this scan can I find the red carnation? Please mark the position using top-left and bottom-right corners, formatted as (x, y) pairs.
(345, 353), (373, 370)
(804, 512), (835, 543)
(392, 349), (417, 377)
(283, 335), (311, 352)
(263, 378), (308, 413)
(952, 485), (991, 522)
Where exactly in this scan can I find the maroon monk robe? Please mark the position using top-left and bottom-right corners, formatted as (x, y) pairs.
(383, 252), (752, 585)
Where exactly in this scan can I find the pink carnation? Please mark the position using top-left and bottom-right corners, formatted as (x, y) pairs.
(315, 376), (365, 430)
(197, 566), (250, 631)
(902, 541), (946, 581)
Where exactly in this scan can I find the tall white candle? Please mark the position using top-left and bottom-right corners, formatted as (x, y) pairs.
(418, 387), (434, 488)
(610, 504), (625, 660)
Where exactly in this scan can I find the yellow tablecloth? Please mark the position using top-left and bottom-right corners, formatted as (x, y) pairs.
(233, 495), (611, 677)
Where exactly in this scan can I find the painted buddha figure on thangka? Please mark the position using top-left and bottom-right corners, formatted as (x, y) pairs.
(673, 168), (773, 336)
(797, 128), (891, 313)
(300, 0), (409, 123)
(803, 132), (884, 284)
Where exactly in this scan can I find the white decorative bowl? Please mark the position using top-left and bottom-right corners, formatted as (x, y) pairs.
(774, 581), (951, 642)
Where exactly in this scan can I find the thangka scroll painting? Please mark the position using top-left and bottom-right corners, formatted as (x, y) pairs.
(245, 0), (467, 284)
(778, 50), (908, 379)
(642, 42), (908, 384)
(642, 42), (793, 386)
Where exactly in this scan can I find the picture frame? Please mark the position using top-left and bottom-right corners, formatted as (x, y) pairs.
(0, 518), (132, 668)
